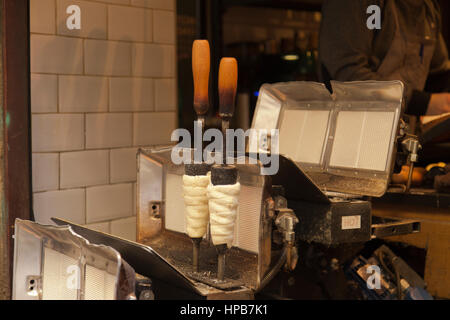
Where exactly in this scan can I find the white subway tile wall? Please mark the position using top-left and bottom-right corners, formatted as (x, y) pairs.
(131, 0), (175, 11)
(30, 0), (56, 35)
(110, 216), (137, 241)
(109, 78), (154, 112)
(153, 10), (175, 44)
(32, 153), (60, 192)
(85, 221), (110, 233)
(32, 114), (85, 152)
(133, 112), (176, 146)
(59, 76), (109, 113)
(86, 183), (133, 223)
(108, 6), (153, 42)
(60, 150), (109, 188)
(84, 39), (132, 76)
(31, 74), (58, 113)
(56, 0), (108, 39)
(131, 43), (175, 77)
(30, 0), (177, 241)
(154, 78), (176, 111)
(31, 35), (84, 74)
(34, 189), (86, 225)
(110, 147), (138, 183)
(85, 113), (133, 149)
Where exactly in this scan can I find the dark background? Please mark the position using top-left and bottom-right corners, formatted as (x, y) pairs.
(176, 0), (450, 132)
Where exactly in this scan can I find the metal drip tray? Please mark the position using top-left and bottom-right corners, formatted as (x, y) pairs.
(141, 230), (258, 290)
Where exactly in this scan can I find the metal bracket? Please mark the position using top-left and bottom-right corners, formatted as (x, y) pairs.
(401, 135), (421, 163)
(25, 275), (42, 299)
(401, 134), (422, 191)
(148, 201), (161, 219)
(273, 193), (299, 272)
(275, 209), (299, 244)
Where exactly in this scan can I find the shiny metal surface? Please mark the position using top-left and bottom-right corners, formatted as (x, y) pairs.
(136, 146), (273, 291)
(250, 80), (404, 197)
(13, 219), (123, 300)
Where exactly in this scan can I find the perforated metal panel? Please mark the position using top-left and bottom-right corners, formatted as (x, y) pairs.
(42, 248), (78, 300)
(13, 219), (126, 300)
(234, 185), (262, 253)
(251, 80), (403, 197)
(165, 173), (186, 233)
(330, 111), (395, 171)
(279, 109), (330, 165)
(84, 265), (116, 300)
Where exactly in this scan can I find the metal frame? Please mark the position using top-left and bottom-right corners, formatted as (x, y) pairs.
(13, 219), (122, 300)
(250, 80), (404, 197)
(277, 101), (334, 172)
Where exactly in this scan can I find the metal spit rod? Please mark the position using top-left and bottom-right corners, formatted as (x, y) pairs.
(189, 39), (211, 272)
(214, 57), (238, 281)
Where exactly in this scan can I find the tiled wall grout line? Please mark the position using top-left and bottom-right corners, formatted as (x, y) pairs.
(32, 141), (172, 154)
(32, 111), (176, 115)
(31, 31), (175, 45)
(31, 70), (175, 80)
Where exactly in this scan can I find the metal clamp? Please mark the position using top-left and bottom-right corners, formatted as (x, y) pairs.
(266, 186), (300, 272)
(402, 135), (421, 163)
(275, 209), (298, 243)
(275, 208), (299, 272)
(401, 134), (422, 192)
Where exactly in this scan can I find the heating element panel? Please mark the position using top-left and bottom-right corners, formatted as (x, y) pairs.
(250, 81), (403, 196)
(42, 248), (78, 300)
(13, 219), (126, 301)
(279, 109), (330, 165)
(165, 173), (186, 234)
(329, 111), (395, 171)
(357, 111), (396, 171)
(234, 185), (263, 253)
(84, 265), (116, 300)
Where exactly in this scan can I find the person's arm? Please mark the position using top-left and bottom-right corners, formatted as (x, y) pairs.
(424, 27), (450, 116)
(320, 0), (424, 114)
(426, 93), (450, 116)
(319, 0), (385, 82)
(429, 33), (450, 75)
(407, 91), (431, 116)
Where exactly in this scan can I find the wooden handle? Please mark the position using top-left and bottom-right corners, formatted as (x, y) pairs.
(192, 40), (210, 115)
(218, 57), (238, 118)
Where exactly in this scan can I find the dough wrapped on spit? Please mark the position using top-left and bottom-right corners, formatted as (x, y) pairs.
(183, 173), (211, 238)
(207, 182), (241, 248)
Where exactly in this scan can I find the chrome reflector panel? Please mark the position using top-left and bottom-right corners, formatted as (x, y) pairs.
(13, 219), (125, 300)
(251, 80), (404, 197)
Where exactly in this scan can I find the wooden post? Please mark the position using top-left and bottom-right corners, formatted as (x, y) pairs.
(0, 0), (31, 300)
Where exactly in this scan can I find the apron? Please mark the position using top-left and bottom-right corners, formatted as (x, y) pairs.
(376, 0), (438, 105)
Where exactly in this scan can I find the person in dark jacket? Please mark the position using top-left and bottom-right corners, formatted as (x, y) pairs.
(319, 0), (450, 116)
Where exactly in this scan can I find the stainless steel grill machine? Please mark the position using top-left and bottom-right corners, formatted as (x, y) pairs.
(12, 71), (421, 300)
(130, 80), (420, 299)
